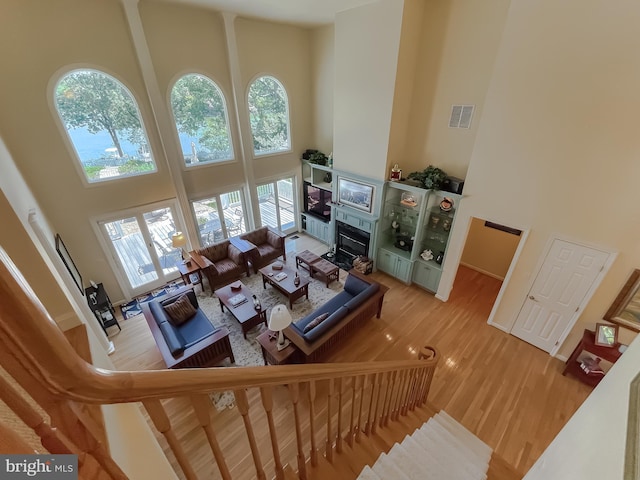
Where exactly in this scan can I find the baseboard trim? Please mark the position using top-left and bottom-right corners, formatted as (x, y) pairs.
(460, 262), (505, 281)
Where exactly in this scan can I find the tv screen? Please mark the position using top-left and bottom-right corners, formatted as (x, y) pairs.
(304, 182), (331, 221)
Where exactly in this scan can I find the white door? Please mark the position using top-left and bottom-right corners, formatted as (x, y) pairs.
(511, 239), (610, 353)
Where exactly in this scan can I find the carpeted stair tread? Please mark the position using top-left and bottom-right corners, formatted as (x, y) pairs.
(434, 411), (493, 461)
(387, 442), (437, 480)
(356, 465), (382, 480)
(400, 434), (452, 480)
(428, 416), (491, 468)
(415, 422), (488, 479)
(371, 453), (411, 480)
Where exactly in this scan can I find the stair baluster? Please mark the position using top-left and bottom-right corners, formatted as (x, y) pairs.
(355, 375), (367, 444)
(364, 373), (378, 435)
(190, 394), (232, 480)
(325, 378), (334, 463)
(234, 389), (266, 480)
(287, 383), (307, 480)
(335, 377), (344, 454)
(260, 386), (285, 480)
(347, 376), (361, 447)
(143, 399), (197, 480)
(307, 380), (319, 466)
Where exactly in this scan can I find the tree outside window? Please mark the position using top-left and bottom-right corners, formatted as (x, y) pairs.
(55, 69), (156, 182)
(247, 76), (291, 156)
(170, 74), (233, 166)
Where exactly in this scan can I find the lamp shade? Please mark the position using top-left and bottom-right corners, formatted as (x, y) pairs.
(172, 232), (186, 248)
(268, 304), (292, 332)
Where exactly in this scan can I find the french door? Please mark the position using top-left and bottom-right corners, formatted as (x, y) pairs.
(97, 202), (184, 297)
(257, 177), (297, 233)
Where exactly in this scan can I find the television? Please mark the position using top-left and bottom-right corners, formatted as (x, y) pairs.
(303, 181), (332, 222)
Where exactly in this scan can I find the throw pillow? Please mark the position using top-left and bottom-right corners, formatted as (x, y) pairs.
(303, 312), (330, 334)
(163, 294), (197, 326)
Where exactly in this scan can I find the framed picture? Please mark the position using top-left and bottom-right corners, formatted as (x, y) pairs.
(337, 177), (374, 213)
(594, 323), (618, 347)
(55, 233), (84, 295)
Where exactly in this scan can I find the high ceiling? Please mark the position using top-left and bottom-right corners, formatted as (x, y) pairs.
(152, 0), (379, 26)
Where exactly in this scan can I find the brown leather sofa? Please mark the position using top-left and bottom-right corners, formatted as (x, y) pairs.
(193, 239), (246, 292)
(240, 226), (287, 273)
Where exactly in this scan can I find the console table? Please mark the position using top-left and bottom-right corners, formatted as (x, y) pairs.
(562, 328), (622, 387)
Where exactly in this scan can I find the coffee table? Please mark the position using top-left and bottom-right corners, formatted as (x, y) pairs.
(214, 281), (267, 339)
(259, 263), (310, 309)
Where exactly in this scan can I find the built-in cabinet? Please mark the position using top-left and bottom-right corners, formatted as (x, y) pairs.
(302, 161), (333, 190)
(376, 181), (460, 293)
(301, 212), (332, 244)
(334, 209), (374, 233)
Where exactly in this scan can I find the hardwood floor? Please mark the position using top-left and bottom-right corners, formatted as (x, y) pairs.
(110, 233), (592, 479)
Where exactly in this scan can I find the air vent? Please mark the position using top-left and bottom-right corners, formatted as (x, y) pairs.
(449, 105), (475, 129)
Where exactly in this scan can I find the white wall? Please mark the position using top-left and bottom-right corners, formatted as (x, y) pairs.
(333, 0), (404, 179)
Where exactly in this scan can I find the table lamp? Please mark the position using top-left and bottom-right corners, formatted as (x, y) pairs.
(269, 304), (292, 351)
(171, 232), (190, 264)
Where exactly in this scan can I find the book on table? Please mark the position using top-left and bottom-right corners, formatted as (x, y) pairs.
(274, 272), (288, 282)
(228, 294), (247, 307)
(580, 357), (604, 375)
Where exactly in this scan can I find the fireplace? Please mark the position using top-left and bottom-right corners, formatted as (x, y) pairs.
(324, 221), (371, 271)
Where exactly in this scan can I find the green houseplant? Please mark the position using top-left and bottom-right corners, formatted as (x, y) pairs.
(407, 165), (448, 190)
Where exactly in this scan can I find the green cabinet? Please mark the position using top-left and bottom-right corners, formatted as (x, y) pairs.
(412, 260), (441, 293)
(302, 213), (331, 244)
(377, 247), (413, 283)
(375, 182), (460, 292)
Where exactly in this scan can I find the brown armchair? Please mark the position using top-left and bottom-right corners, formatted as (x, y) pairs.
(194, 240), (246, 292)
(240, 226), (287, 273)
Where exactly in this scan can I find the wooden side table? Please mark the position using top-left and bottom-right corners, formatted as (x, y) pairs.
(256, 330), (297, 365)
(563, 328), (623, 387)
(177, 260), (203, 293)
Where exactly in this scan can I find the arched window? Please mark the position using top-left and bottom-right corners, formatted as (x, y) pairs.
(54, 69), (156, 183)
(170, 74), (233, 166)
(247, 76), (291, 156)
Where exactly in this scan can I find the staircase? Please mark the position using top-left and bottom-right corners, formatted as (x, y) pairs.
(358, 411), (492, 480)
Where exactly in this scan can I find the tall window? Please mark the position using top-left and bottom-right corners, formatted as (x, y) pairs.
(247, 76), (291, 156)
(170, 74), (233, 166)
(54, 69), (156, 183)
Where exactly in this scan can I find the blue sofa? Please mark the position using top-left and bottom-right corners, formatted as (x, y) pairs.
(285, 271), (388, 363)
(142, 286), (234, 369)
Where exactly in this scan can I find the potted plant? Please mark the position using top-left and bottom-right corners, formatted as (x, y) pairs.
(307, 151), (328, 166)
(407, 165), (448, 190)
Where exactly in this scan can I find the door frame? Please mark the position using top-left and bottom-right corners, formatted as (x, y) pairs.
(91, 199), (186, 300)
(255, 171), (299, 234)
(508, 233), (617, 358)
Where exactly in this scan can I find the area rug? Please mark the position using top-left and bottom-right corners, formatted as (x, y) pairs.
(198, 256), (347, 411)
(120, 280), (185, 319)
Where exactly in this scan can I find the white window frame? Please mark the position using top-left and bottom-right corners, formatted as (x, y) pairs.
(169, 72), (235, 169)
(51, 67), (157, 186)
(247, 74), (292, 158)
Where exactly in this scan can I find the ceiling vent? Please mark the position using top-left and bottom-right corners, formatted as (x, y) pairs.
(449, 105), (475, 129)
